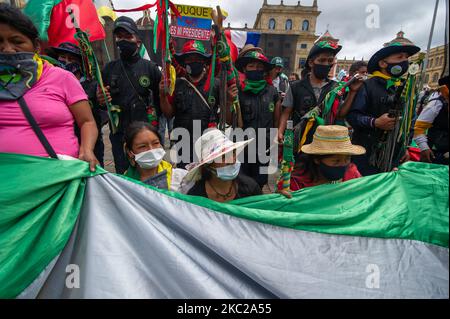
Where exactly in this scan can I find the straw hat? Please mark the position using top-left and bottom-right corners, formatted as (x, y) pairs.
(184, 129), (254, 182)
(301, 125), (366, 156)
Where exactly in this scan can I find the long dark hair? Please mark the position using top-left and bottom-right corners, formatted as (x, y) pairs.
(0, 4), (39, 45)
(124, 121), (161, 152)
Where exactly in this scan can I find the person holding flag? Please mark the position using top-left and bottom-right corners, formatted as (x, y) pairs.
(96, 16), (162, 174)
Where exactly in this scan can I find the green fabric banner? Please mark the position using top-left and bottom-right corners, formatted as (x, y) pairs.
(0, 153), (448, 298)
(121, 159), (449, 248)
(23, 0), (64, 41)
(0, 153), (105, 298)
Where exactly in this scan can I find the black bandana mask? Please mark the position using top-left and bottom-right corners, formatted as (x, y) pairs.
(0, 52), (40, 100)
(312, 63), (332, 80)
(117, 40), (139, 60)
(185, 62), (205, 77)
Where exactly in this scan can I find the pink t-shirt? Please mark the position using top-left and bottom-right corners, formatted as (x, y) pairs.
(0, 63), (87, 158)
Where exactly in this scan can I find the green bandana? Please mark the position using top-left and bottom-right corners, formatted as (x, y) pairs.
(242, 79), (267, 94)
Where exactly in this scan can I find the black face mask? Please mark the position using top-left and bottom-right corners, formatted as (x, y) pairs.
(385, 60), (409, 78)
(58, 59), (81, 76)
(319, 162), (348, 181)
(185, 62), (205, 77)
(312, 64), (332, 80)
(245, 70), (265, 81)
(117, 40), (138, 60)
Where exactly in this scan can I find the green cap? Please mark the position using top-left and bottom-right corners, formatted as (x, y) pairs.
(271, 56), (284, 67)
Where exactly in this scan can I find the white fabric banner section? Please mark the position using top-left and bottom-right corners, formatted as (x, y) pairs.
(230, 31), (248, 49)
(22, 174), (449, 299)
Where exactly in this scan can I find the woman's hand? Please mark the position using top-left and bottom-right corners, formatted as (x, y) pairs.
(276, 189), (292, 199)
(79, 147), (99, 172)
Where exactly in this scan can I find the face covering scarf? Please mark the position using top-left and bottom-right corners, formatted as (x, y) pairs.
(117, 40), (139, 60)
(319, 162), (348, 182)
(0, 52), (44, 100)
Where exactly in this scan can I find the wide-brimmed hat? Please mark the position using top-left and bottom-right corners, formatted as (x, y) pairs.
(368, 42), (420, 74)
(301, 125), (366, 156)
(306, 40), (342, 63)
(184, 129), (253, 182)
(51, 42), (81, 59)
(235, 50), (274, 72)
(238, 44), (263, 59)
(174, 40), (211, 65)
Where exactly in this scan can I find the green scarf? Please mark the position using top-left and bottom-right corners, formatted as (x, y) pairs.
(242, 79), (267, 94)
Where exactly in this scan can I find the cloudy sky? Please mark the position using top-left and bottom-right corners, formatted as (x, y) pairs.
(114, 0), (448, 60)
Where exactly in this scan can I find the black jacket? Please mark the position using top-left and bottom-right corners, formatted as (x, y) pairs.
(101, 56), (161, 132)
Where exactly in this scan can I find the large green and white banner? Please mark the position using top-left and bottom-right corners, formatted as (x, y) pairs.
(0, 153), (448, 298)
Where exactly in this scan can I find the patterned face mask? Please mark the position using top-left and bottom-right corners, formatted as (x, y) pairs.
(0, 52), (43, 100)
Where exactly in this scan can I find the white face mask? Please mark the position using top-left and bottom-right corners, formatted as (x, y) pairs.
(133, 148), (165, 169)
(215, 161), (241, 181)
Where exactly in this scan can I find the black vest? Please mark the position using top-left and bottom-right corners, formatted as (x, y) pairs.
(428, 97), (449, 152)
(352, 77), (396, 148)
(102, 57), (161, 132)
(290, 77), (337, 126)
(239, 85), (278, 143)
(352, 77), (406, 165)
(173, 78), (219, 138)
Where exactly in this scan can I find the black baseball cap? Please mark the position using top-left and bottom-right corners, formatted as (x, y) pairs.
(113, 16), (139, 36)
(52, 42), (81, 59)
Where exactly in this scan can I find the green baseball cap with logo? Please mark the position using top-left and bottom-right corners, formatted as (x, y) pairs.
(271, 57), (284, 68)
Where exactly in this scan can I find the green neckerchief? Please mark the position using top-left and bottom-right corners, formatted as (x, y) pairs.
(242, 79), (267, 94)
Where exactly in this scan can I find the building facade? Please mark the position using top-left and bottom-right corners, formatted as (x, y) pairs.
(335, 57), (366, 75)
(411, 44), (449, 88)
(250, 0), (320, 73)
(1, 0), (26, 8)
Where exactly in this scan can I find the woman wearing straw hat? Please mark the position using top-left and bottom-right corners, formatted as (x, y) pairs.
(183, 129), (262, 202)
(290, 125), (365, 191)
